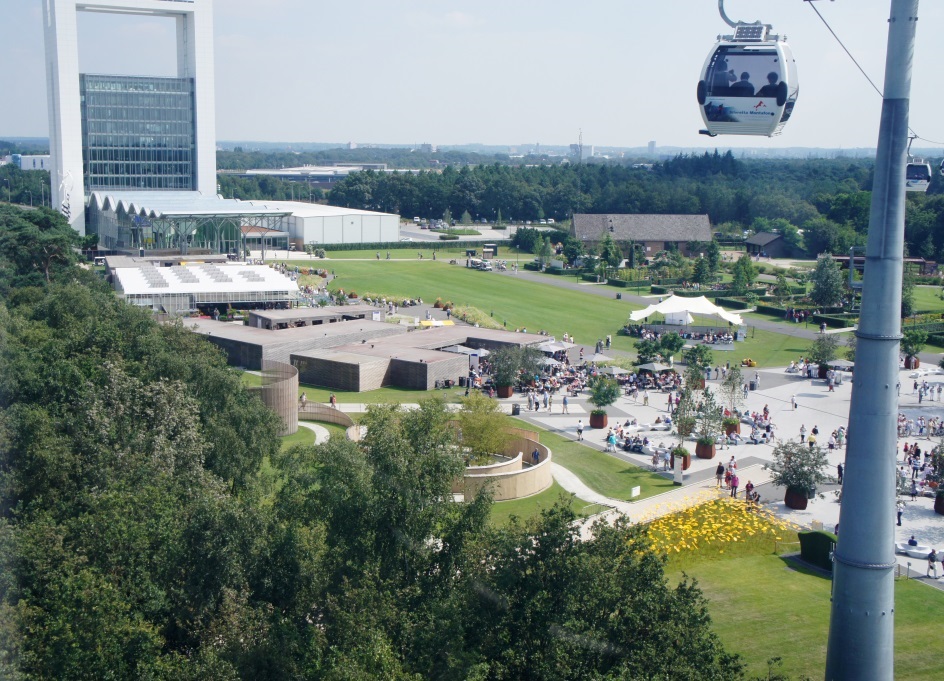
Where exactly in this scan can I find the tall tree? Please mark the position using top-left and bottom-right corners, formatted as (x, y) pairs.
(809, 255), (845, 308)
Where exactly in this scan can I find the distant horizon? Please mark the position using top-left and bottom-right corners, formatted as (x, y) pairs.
(5, 134), (909, 159)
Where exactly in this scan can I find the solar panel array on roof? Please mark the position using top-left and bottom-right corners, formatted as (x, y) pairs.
(170, 265), (199, 284)
(198, 264), (233, 283)
(139, 264), (169, 288)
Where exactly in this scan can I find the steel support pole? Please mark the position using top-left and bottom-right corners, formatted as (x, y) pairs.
(824, 2), (918, 679)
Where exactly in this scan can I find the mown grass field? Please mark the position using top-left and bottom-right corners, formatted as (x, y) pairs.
(674, 554), (944, 680)
(488, 480), (604, 527)
(280, 259), (808, 365)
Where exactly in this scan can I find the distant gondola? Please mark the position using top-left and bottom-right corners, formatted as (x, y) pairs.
(905, 160), (932, 193)
(697, 3), (798, 137)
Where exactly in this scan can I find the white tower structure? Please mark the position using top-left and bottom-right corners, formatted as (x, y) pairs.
(43, 0), (217, 235)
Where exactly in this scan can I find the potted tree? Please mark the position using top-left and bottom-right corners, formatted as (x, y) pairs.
(694, 388), (723, 459)
(927, 448), (944, 515)
(807, 333), (839, 380)
(720, 364), (745, 436)
(683, 344), (714, 389)
(670, 387), (696, 471)
(902, 329), (927, 370)
(766, 441), (830, 510)
(588, 376), (620, 429)
(489, 347), (521, 398)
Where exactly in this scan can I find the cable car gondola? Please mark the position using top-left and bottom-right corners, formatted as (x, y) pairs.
(697, 2), (798, 137)
(905, 160), (932, 193)
(905, 137), (931, 192)
(939, 158), (944, 178)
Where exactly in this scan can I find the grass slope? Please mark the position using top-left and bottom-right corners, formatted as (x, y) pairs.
(489, 480), (604, 527)
(677, 555), (944, 680)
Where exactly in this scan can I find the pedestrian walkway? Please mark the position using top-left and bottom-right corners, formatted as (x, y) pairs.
(298, 421), (331, 444)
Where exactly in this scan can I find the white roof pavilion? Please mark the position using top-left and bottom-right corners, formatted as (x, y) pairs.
(629, 295), (744, 326)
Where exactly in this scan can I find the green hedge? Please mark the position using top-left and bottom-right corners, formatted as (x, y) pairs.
(671, 287), (767, 299)
(812, 314), (856, 329)
(798, 530), (837, 572)
(322, 238), (512, 252)
(754, 303), (788, 316)
(438, 234), (460, 240)
(714, 297), (751, 310)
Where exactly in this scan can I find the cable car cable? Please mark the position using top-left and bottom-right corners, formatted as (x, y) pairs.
(806, 1), (943, 151)
(806, 1), (884, 99)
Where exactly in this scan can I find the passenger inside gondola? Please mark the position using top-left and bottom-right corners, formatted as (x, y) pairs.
(711, 58), (736, 94)
(730, 72), (754, 96)
(756, 72), (780, 97)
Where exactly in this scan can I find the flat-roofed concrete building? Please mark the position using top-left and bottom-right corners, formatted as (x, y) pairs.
(183, 311), (546, 390)
(247, 305), (381, 330)
(186, 317), (403, 370)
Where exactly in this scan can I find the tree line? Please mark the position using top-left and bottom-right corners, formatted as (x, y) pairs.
(0, 204), (755, 678)
(325, 154), (944, 260)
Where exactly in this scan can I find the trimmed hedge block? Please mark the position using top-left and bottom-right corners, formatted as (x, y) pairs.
(798, 530), (837, 572)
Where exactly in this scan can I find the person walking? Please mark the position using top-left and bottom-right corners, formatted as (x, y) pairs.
(548, 393), (554, 413)
(562, 394), (569, 414)
(730, 473), (740, 498)
(896, 500), (904, 526)
(576, 419), (584, 441)
(791, 394), (797, 410)
(799, 424), (807, 443)
(929, 548), (939, 579)
(643, 390), (649, 406)
(715, 461), (725, 488)
(837, 462), (843, 485)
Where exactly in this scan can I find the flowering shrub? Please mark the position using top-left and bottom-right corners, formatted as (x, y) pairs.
(642, 493), (800, 560)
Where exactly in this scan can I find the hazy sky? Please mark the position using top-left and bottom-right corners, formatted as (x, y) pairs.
(2, 0), (943, 150)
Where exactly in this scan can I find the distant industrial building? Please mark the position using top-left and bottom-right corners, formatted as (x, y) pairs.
(230, 164), (421, 190)
(2, 154), (52, 171)
(572, 213), (713, 258)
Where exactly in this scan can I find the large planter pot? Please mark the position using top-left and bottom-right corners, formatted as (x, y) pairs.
(695, 442), (716, 459)
(817, 365), (828, 379)
(589, 412), (608, 429)
(784, 487), (809, 510)
(724, 423), (740, 436)
(496, 385), (514, 398)
(670, 452), (692, 471)
(935, 494), (944, 516)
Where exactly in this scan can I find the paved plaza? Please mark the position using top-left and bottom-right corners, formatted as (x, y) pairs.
(306, 346), (944, 585)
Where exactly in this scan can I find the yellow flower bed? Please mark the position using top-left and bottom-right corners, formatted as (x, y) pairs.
(642, 491), (801, 561)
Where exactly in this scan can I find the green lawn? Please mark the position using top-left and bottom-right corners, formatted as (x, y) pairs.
(913, 285), (944, 313)
(290, 245), (528, 261)
(284, 259), (649, 353)
(533, 428), (675, 501)
(673, 554), (944, 680)
(280, 427), (316, 450)
(297, 384), (469, 405)
(489, 480), (605, 527)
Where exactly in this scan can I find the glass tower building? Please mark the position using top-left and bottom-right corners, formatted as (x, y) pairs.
(80, 74), (196, 192)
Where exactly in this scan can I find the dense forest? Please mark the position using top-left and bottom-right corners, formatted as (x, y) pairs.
(327, 154), (944, 259)
(0, 204), (748, 678)
(6, 147), (944, 259)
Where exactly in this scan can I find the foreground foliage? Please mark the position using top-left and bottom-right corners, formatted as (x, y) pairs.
(0, 206), (748, 678)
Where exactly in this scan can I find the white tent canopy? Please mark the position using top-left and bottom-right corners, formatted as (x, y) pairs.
(629, 295), (743, 326)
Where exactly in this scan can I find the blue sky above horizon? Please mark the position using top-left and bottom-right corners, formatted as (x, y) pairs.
(2, 0), (943, 151)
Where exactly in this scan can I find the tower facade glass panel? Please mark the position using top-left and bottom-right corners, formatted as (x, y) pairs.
(80, 74), (196, 192)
